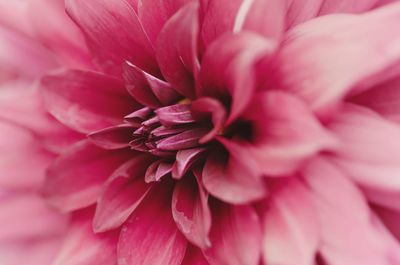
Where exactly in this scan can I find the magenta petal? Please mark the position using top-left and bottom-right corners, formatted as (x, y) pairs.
(172, 175), (211, 248)
(118, 183), (187, 265)
(125, 107), (153, 126)
(203, 202), (262, 265)
(157, 128), (208, 151)
(262, 178), (319, 265)
(156, 104), (196, 126)
(41, 70), (138, 133)
(191, 97), (227, 143)
(144, 160), (172, 182)
(42, 140), (133, 211)
(181, 245), (210, 265)
(138, 0), (194, 45)
(53, 210), (119, 265)
(202, 150), (267, 204)
(172, 148), (207, 179)
(88, 124), (135, 150)
(93, 155), (154, 232)
(65, 0), (158, 76)
(156, 2), (200, 99)
(199, 33), (275, 123)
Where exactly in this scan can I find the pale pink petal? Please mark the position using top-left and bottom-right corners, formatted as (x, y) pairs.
(328, 104), (400, 191)
(65, 0), (158, 76)
(319, 0), (379, 15)
(93, 155), (154, 232)
(43, 140), (133, 211)
(118, 183), (187, 265)
(0, 121), (54, 189)
(203, 202), (261, 265)
(202, 149), (267, 204)
(28, 0), (92, 68)
(41, 70), (138, 133)
(172, 174), (211, 248)
(53, 210), (119, 265)
(156, 2), (200, 99)
(199, 33), (275, 123)
(274, 4), (400, 116)
(0, 192), (67, 242)
(262, 178), (319, 265)
(238, 91), (337, 176)
(201, 0), (284, 46)
(138, 0), (194, 45)
(303, 158), (400, 265)
(0, 1), (32, 36)
(285, 0), (323, 29)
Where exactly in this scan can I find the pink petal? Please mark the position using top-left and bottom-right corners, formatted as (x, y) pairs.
(88, 124), (135, 150)
(240, 91), (337, 176)
(172, 174), (211, 248)
(191, 97), (227, 143)
(199, 33), (275, 123)
(138, 0), (194, 45)
(93, 155), (154, 232)
(28, 0), (92, 68)
(41, 70), (138, 133)
(181, 245), (210, 265)
(274, 4), (400, 116)
(303, 158), (400, 265)
(285, 0), (323, 29)
(172, 148), (207, 179)
(42, 140), (133, 211)
(118, 182), (187, 265)
(123, 62), (180, 107)
(156, 128), (208, 151)
(262, 178), (319, 265)
(0, 26), (57, 81)
(156, 2), (199, 99)
(202, 149), (267, 204)
(0, 121), (54, 190)
(351, 76), (400, 123)
(52, 210), (119, 265)
(65, 0), (158, 76)
(0, 192), (67, 242)
(319, 0), (379, 15)
(328, 104), (400, 191)
(203, 202), (261, 265)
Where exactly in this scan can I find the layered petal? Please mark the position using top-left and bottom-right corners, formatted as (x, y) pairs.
(262, 178), (319, 265)
(93, 155), (154, 232)
(303, 158), (400, 265)
(156, 2), (200, 99)
(41, 70), (138, 133)
(203, 202), (261, 265)
(200, 33), (275, 123)
(52, 210), (119, 265)
(66, 0), (158, 75)
(43, 140), (133, 211)
(172, 174), (211, 248)
(274, 3), (400, 115)
(118, 182), (187, 265)
(88, 124), (135, 150)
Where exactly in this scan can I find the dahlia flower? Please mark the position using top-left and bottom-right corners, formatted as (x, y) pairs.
(2, 0), (400, 264)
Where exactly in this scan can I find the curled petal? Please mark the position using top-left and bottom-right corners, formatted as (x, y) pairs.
(88, 124), (135, 150)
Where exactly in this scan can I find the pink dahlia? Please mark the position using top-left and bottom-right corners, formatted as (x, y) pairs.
(2, 0), (400, 264)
